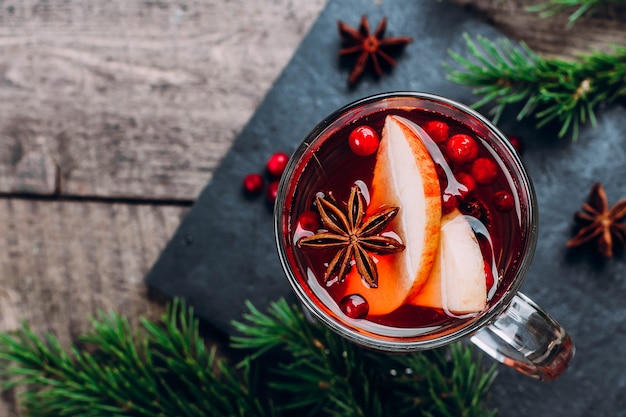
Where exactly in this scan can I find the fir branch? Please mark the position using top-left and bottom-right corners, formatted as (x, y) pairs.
(0, 298), (497, 417)
(445, 34), (626, 140)
(232, 299), (497, 417)
(0, 299), (270, 417)
(526, 0), (626, 28)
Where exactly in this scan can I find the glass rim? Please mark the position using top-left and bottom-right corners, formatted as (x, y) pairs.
(274, 91), (539, 351)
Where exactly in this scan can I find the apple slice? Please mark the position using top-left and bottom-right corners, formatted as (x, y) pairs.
(338, 115), (441, 316)
(411, 209), (487, 315)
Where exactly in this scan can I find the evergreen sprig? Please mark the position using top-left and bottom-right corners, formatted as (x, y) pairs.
(0, 298), (497, 417)
(527, 0), (626, 27)
(445, 34), (626, 140)
(0, 299), (269, 417)
(232, 299), (497, 417)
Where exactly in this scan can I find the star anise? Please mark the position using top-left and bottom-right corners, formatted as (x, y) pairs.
(567, 183), (626, 258)
(338, 15), (413, 85)
(297, 185), (405, 287)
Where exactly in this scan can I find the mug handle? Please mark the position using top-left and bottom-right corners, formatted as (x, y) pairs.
(470, 292), (575, 381)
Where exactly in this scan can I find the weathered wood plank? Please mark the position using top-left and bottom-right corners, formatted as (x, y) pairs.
(0, 199), (188, 415)
(450, 0), (626, 57)
(1, 0), (623, 201)
(0, 0), (327, 200)
(0, 199), (185, 336)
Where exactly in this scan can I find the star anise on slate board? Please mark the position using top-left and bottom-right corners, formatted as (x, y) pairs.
(297, 185), (405, 287)
(567, 182), (626, 258)
(338, 15), (413, 85)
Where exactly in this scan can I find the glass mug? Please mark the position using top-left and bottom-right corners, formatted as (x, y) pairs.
(274, 92), (574, 381)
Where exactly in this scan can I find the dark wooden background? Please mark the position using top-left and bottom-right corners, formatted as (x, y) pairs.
(0, 0), (624, 414)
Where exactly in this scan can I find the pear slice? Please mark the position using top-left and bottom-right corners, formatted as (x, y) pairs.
(411, 209), (487, 315)
(338, 115), (441, 316)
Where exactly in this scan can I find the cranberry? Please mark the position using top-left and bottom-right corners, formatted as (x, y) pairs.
(442, 193), (458, 214)
(507, 135), (524, 155)
(266, 152), (290, 178)
(445, 134), (479, 165)
(242, 173), (264, 195)
(493, 190), (515, 212)
(470, 157), (499, 185)
(348, 125), (380, 156)
(455, 172), (476, 198)
(484, 260), (495, 290)
(266, 180), (280, 204)
(339, 294), (369, 319)
(423, 120), (449, 144)
(297, 211), (320, 232)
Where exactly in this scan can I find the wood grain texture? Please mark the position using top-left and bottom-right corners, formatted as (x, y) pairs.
(0, 199), (186, 336)
(0, 199), (188, 415)
(450, 0), (626, 57)
(0, 0), (326, 200)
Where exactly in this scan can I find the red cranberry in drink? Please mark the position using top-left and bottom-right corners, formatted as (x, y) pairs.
(297, 211), (321, 232)
(470, 157), (499, 185)
(242, 173), (264, 195)
(266, 152), (290, 178)
(423, 120), (449, 144)
(456, 172), (476, 198)
(339, 294), (369, 319)
(266, 180), (280, 203)
(442, 193), (458, 214)
(348, 125), (380, 156)
(445, 134), (479, 165)
(484, 259), (495, 290)
(507, 135), (524, 155)
(493, 190), (515, 212)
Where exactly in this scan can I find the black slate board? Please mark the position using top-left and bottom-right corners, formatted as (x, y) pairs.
(146, 1), (626, 416)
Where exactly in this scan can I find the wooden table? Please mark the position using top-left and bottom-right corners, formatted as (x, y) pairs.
(0, 0), (624, 414)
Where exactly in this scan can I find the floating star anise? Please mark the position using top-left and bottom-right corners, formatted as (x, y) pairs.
(338, 15), (413, 85)
(297, 185), (405, 287)
(567, 183), (626, 258)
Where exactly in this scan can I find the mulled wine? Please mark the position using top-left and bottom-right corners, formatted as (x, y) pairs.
(276, 93), (532, 347)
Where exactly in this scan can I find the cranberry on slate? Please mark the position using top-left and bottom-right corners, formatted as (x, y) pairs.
(493, 190), (515, 212)
(242, 173), (264, 195)
(348, 125), (380, 156)
(445, 134), (479, 165)
(266, 152), (290, 178)
(423, 120), (449, 144)
(266, 180), (280, 204)
(470, 157), (499, 185)
(339, 294), (369, 319)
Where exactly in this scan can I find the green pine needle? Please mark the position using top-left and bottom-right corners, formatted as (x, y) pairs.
(445, 34), (626, 141)
(232, 299), (498, 417)
(1, 298), (497, 417)
(0, 299), (270, 417)
(527, 0), (626, 28)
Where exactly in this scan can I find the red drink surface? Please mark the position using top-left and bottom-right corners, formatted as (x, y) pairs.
(282, 105), (526, 340)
